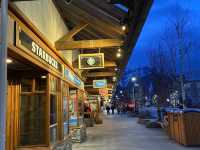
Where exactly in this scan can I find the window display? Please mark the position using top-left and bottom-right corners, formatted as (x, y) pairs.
(63, 96), (69, 136)
(69, 90), (78, 126)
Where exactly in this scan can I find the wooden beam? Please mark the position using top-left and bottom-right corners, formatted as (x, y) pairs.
(58, 22), (88, 42)
(86, 72), (116, 77)
(56, 39), (123, 50)
(67, 3), (123, 35)
(55, 2), (123, 38)
(104, 60), (117, 68)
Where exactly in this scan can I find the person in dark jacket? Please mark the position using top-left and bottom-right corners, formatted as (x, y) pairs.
(111, 104), (115, 115)
(106, 105), (110, 115)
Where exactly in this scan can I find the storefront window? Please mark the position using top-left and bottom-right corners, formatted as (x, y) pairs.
(20, 94), (46, 145)
(21, 78), (32, 92)
(50, 78), (57, 93)
(50, 94), (57, 144)
(69, 90), (78, 126)
(20, 77), (47, 146)
(63, 96), (68, 137)
(35, 76), (47, 91)
(49, 75), (60, 145)
(50, 95), (57, 124)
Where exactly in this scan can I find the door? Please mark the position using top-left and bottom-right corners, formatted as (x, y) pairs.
(6, 81), (20, 150)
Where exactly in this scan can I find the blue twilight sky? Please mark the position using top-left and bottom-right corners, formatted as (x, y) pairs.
(125, 0), (200, 73)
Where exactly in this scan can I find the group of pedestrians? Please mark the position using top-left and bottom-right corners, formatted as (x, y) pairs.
(105, 103), (130, 115)
(106, 104), (115, 115)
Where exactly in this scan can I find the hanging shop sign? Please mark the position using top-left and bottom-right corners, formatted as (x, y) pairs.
(64, 68), (84, 89)
(16, 25), (62, 72)
(93, 79), (107, 88)
(108, 90), (113, 94)
(78, 53), (104, 69)
(99, 88), (108, 96)
(87, 95), (100, 101)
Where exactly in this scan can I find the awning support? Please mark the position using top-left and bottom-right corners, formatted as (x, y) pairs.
(0, 0), (8, 149)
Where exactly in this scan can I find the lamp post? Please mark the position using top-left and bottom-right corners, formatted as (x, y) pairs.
(131, 77), (137, 112)
(0, 0), (8, 149)
(131, 77), (137, 99)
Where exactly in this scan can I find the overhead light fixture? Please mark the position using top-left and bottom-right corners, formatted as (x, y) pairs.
(122, 25), (126, 31)
(113, 76), (117, 82)
(118, 48), (121, 52)
(64, 0), (72, 5)
(116, 52), (121, 58)
(6, 58), (13, 64)
(41, 75), (47, 79)
(114, 68), (118, 71)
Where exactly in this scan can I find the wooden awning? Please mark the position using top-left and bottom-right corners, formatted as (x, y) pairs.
(56, 0), (153, 94)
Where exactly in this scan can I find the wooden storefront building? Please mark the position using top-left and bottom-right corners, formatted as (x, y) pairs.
(6, 4), (85, 150)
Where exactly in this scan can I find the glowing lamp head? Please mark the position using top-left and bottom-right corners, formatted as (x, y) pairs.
(131, 77), (137, 82)
(122, 25), (126, 31)
(116, 53), (121, 58)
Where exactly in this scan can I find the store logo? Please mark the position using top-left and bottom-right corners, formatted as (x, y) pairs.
(32, 42), (58, 69)
(17, 27), (62, 72)
(87, 57), (96, 66)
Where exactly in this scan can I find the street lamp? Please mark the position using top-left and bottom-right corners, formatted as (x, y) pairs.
(131, 77), (137, 82)
(131, 77), (137, 113)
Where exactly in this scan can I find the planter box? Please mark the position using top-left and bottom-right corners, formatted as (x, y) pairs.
(179, 112), (200, 146)
(167, 110), (200, 146)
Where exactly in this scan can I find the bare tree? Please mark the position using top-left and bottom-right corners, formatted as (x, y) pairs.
(147, 4), (194, 106)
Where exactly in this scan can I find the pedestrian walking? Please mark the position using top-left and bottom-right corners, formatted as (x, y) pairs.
(111, 104), (115, 115)
(106, 105), (110, 115)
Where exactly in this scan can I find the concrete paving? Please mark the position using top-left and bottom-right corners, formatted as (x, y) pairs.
(73, 115), (199, 150)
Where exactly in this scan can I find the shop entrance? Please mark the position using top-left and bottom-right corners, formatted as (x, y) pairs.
(6, 54), (48, 150)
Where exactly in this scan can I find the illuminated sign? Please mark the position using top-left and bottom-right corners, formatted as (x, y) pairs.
(64, 68), (84, 89)
(93, 79), (107, 88)
(79, 53), (104, 69)
(99, 88), (108, 96)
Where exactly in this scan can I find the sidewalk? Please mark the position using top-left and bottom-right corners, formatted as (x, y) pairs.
(73, 115), (199, 150)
